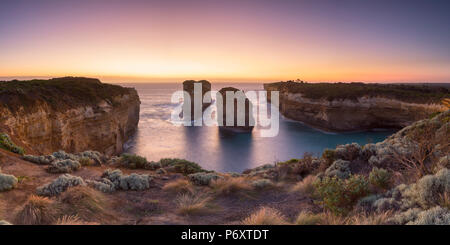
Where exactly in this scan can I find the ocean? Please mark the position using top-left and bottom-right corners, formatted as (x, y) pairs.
(120, 83), (395, 173)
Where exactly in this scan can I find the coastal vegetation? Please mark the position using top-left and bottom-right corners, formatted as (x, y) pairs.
(266, 81), (450, 103)
(0, 104), (448, 225)
(0, 77), (132, 112)
(0, 133), (24, 155)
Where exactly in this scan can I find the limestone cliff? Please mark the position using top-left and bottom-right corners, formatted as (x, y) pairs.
(217, 87), (254, 133)
(0, 77), (140, 155)
(182, 80), (212, 120)
(264, 81), (449, 131)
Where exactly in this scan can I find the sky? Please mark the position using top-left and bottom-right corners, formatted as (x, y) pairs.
(1, 0), (450, 83)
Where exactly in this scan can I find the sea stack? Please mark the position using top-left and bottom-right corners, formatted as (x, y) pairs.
(182, 80), (212, 121)
(217, 87), (254, 133)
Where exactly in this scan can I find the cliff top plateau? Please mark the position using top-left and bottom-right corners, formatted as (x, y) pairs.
(0, 77), (135, 113)
(265, 81), (450, 104)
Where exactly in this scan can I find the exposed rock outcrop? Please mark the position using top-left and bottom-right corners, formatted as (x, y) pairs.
(264, 81), (449, 131)
(217, 87), (254, 133)
(182, 80), (212, 120)
(0, 77), (140, 156)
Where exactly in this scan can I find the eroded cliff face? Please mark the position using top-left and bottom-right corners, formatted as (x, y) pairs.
(264, 83), (448, 132)
(0, 78), (140, 155)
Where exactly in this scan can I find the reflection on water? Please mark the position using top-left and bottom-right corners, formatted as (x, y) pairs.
(122, 83), (396, 173)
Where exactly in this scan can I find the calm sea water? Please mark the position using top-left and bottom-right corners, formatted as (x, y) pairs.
(120, 83), (395, 172)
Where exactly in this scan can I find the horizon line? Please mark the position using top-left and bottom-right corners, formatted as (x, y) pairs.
(0, 75), (449, 84)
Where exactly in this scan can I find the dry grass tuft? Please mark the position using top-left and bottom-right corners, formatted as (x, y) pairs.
(290, 175), (316, 195)
(175, 192), (214, 215)
(58, 186), (114, 223)
(439, 193), (450, 209)
(241, 207), (288, 225)
(15, 195), (57, 225)
(162, 179), (193, 193)
(347, 211), (392, 225)
(309, 211), (392, 225)
(315, 212), (349, 225)
(295, 211), (323, 225)
(211, 177), (253, 196)
(55, 215), (99, 225)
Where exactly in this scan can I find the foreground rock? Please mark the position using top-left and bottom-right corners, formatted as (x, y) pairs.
(0, 77), (140, 155)
(217, 87), (254, 133)
(264, 81), (449, 132)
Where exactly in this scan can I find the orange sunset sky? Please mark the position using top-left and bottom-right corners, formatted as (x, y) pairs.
(1, 0), (450, 83)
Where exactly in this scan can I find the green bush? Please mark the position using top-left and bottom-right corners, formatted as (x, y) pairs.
(159, 158), (204, 175)
(0, 133), (24, 155)
(322, 149), (336, 167)
(119, 154), (148, 169)
(277, 159), (299, 166)
(188, 172), (222, 186)
(369, 167), (391, 189)
(314, 175), (370, 215)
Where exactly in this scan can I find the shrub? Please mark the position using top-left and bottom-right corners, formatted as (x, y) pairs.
(79, 157), (95, 166)
(211, 177), (253, 196)
(36, 174), (86, 196)
(0, 133), (24, 155)
(175, 192), (212, 215)
(277, 159), (299, 166)
(23, 155), (55, 165)
(322, 149), (336, 166)
(439, 193), (450, 209)
(325, 159), (351, 179)
(415, 168), (450, 208)
(0, 172), (18, 192)
(314, 175), (370, 215)
(101, 169), (151, 191)
(334, 143), (361, 161)
(369, 167), (391, 189)
(392, 206), (450, 225)
(241, 207), (288, 225)
(47, 159), (81, 173)
(290, 175), (316, 195)
(295, 211), (323, 225)
(76, 151), (103, 165)
(86, 178), (116, 193)
(407, 206), (450, 225)
(146, 161), (162, 170)
(160, 158), (204, 175)
(52, 150), (77, 161)
(188, 172), (222, 186)
(162, 179), (194, 193)
(119, 153), (148, 169)
(15, 195), (56, 225)
(251, 179), (274, 190)
(433, 155), (449, 173)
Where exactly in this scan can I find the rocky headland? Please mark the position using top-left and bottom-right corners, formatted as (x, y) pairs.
(0, 77), (140, 156)
(0, 78), (448, 225)
(264, 81), (449, 132)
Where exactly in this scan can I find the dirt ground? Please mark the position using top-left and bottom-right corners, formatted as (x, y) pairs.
(0, 149), (317, 225)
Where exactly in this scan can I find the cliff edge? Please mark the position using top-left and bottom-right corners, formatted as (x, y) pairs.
(0, 77), (140, 155)
(264, 81), (449, 131)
